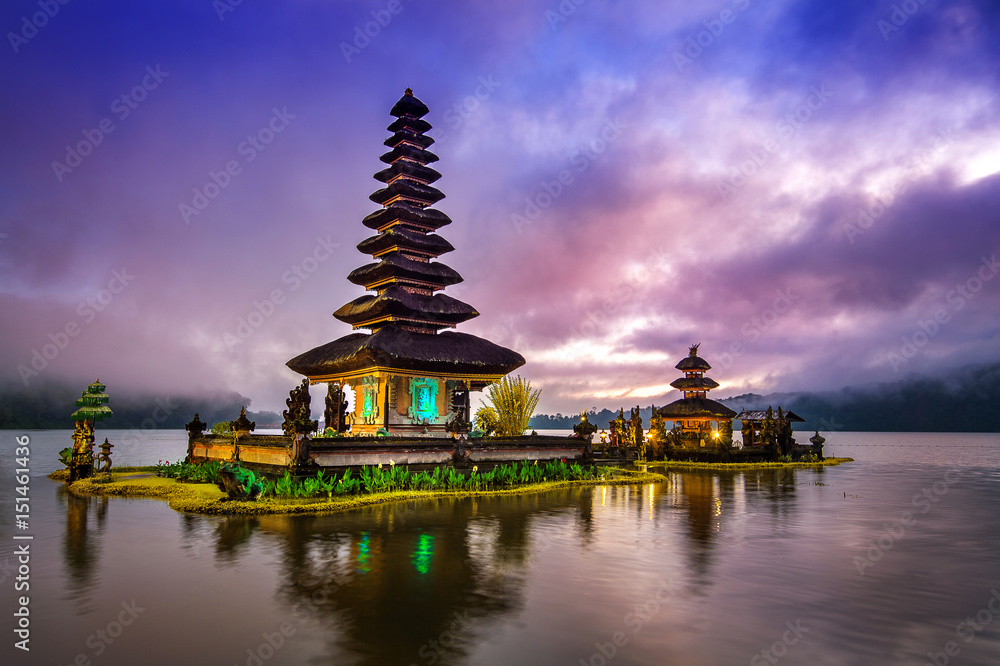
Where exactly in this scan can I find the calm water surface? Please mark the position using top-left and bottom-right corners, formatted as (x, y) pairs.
(2, 431), (999, 665)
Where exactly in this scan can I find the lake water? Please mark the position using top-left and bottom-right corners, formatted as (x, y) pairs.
(2, 430), (1000, 665)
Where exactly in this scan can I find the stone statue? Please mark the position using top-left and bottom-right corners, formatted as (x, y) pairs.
(761, 406), (776, 449)
(282, 379), (317, 437)
(629, 406), (643, 449)
(324, 383), (350, 433)
(282, 379), (317, 470)
(69, 420), (96, 482)
(609, 409), (628, 454)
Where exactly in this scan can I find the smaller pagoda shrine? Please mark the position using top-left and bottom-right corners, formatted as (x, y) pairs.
(657, 345), (736, 450)
(66, 379), (113, 481)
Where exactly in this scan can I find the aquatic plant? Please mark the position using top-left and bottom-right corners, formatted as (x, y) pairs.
(154, 460), (223, 484)
(271, 472), (296, 498)
(162, 459), (605, 502)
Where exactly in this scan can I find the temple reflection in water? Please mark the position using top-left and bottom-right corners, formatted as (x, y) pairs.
(116, 468), (806, 664)
(60, 486), (108, 613)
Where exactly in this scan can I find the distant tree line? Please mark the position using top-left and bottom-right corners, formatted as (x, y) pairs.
(5, 361), (999, 432)
(529, 362), (1000, 433)
(530, 408), (659, 431)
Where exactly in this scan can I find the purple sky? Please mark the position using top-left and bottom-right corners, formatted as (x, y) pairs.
(2, 0), (999, 415)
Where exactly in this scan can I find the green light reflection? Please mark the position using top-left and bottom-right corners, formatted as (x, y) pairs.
(357, 532), (371, 574)
(412, 533), (434, 575)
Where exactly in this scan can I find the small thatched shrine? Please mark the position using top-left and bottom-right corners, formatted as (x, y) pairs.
(286, 89), (524, 436)
(66, 379), (113, 481)
(657, 344), (737, 449)
(737, 408), (805, 451)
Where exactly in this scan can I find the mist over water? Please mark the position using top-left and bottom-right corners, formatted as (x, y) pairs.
(2, 432), (999, 665)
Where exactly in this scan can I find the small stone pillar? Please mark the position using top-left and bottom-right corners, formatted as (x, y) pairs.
(809, 431), (826, 459)
(96, 438), (114, 472)
(573, 411), (597, 460)
(185, 413), (207, 463)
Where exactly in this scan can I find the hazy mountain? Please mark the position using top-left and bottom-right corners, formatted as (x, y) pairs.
(0, 378), (280, 431)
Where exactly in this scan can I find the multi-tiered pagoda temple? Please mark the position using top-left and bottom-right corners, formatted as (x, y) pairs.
(287, 89), (524, 436)
(657, 344), (736, 449)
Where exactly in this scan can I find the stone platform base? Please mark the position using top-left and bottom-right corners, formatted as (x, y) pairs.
(187, 433), (590, 478)
(664, 443), (824, 463)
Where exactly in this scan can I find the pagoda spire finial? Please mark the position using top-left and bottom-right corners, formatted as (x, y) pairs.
(404, 87), (413, 96)
(689, 343), (701, 357)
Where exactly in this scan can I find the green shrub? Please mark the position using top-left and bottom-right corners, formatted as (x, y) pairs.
(154, 460), (222, 484)
(211, 422), (233, 435)
(480, 375), (541, 438)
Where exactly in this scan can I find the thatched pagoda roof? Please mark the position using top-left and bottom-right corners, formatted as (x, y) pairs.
(382, 131), (435, 149)
(369, 179), (445, 206)
(380, 144), (438, 164)
(362, 201), (452, 231)
(670, 376), (720, 390)
(356, 228), (453, 258)
(286, 324), (524, 378)
(389, 89), (429, 117)
(347, 254), (463, 290)
(387, 116), (431, 133)
(658, 397), (737, 420)
(373, 161), (442, 184)
(334, 287), (478, 328)
(676, 355), (711, 371)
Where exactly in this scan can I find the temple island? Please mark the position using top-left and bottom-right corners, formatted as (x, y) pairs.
(60, 92), (832, 489)
(185, 90), (590, 475)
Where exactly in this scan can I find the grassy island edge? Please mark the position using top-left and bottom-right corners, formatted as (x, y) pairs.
(50, 468), (667, 516)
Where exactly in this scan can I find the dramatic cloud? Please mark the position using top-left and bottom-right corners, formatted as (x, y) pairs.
(2, 0), (998, 413)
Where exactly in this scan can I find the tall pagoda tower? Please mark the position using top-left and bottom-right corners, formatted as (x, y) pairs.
(657, 344), (736, 449)
(286, 89), (524, 436)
